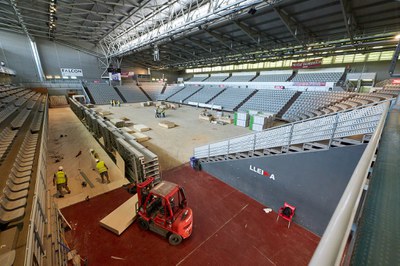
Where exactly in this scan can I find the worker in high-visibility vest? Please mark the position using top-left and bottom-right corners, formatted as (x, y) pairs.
(96, 159), (110, 183)
(53, 166), (71, 198)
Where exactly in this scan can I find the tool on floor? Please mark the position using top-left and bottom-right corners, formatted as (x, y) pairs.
(79, 170), (94, 188)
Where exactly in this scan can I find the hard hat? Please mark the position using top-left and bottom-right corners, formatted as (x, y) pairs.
(58, 166), (63, 171)
(96, 159), (100, 163)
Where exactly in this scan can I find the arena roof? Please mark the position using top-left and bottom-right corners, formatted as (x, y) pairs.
(1, 0), (399, 69)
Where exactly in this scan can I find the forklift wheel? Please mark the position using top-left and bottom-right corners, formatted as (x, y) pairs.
(168, 233), (183, 245)
(138, 217), (149, 230)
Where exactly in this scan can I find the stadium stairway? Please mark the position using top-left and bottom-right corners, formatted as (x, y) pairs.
(205, 88), (226, 104)
(277, 91), (302, 118)
(286, 71), (297, 81)
(249, 72), (259, 81)
(113, 87), (127, 103)
(182, 86), (205, 103)
(138, 86), (153, 101)
(160, 83), (167, 94)
(82, 85), (95, 104)
(233, 89), (258, 111)
(165, 86), (186, 100)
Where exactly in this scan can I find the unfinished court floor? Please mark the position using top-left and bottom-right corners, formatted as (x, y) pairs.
(47, 104), (319, 264)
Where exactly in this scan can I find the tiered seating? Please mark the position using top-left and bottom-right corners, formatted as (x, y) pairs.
(157, 85), (183, 100)
(86, 83), (122, 105)
(187, 75), (208, 82)
(0, 105), (18, 124)
(224, 72), (256, 82)
(0, 128), (18, 163)
(321, 91), (394, 114)
(30, 111), (43, 133)
(282, 91), (351, 121)
(116, 85), (148, 102)
(374, 89), (400, 98)
(253, 71), (292, 82)
(185, 86), (225, 104)
(1, 132), (38, 225)
(209, 87), (256, 111)
(10, 109), (31, 129)
(140, 82), (164, 100)
(204, 73), (230, 82)
(167, 85), (203, 102)
(291, 71), (343, 82)
(26, 100), (37, 109)
(239, 90), (297, 114)
(1, 95), (17, 104)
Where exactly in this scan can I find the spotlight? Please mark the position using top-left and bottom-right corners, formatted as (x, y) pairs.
(248, 7), (257, 15)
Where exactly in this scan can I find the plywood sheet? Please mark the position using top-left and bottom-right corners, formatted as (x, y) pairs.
(121, 127), (135, 133)
(133, 124), (150, 132)
(132, 132), (149, 142)
(99, 194), (138, 235)
(158, 120), (176, 129)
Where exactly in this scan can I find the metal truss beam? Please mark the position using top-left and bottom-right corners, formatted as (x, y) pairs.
(273, 6), (317, 46)
(185, 37), (212, 53)
(101, 0), (283, 58)
(8, 0), (32, 40)
(233, 20), (282, 46)
(204, 29), (242, 55)
(339, 0), (357, 44)
(168, 42), (201, 59)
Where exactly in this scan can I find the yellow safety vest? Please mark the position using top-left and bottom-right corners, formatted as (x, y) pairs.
(96, 161), (107, 173)
(56, 171), (66, 184)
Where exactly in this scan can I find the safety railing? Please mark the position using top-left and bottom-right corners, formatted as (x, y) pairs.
(194, 101), (388, 159)
(69, 98), (160, 183)
(309, 100), (390, 265)
(24, 96), (50, 265)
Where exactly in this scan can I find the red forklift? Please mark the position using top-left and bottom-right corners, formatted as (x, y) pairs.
(136, 177), (193, 245)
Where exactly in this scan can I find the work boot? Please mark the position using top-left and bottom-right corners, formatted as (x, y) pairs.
(59, 195), (64, 198)
(107, 180), (111, 184)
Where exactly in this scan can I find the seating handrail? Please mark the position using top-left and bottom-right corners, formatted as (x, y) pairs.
(194, 100), (391, 158)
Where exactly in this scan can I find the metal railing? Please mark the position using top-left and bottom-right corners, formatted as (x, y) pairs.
(309, 101), (390, 265)
(24, 96), (49, 265)
(69, 98), (160, 183)
(194, 101), (388, 159)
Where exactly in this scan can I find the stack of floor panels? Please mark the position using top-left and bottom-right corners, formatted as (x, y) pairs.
(158, 120), (176, 129)
(133, 124), (150, 132)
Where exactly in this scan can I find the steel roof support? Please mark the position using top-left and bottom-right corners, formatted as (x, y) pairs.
(101, 0), (282, 57)
(9, 0), (45, 81)
(339, 0), (357, 44)
(168, 43), (201, 59)
(185, 37), (212, 53)
(204, 29), (242, 55)
(273, 6), (316, 46)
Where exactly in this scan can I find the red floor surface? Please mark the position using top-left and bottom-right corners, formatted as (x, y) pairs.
(63, 164), (319, 265)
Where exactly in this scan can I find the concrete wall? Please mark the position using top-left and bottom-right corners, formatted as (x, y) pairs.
(0, 30), (103, 82)
(0, 30), (39, 81)
(201, 144), (367, 236)
(35, 38), (103, 80)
